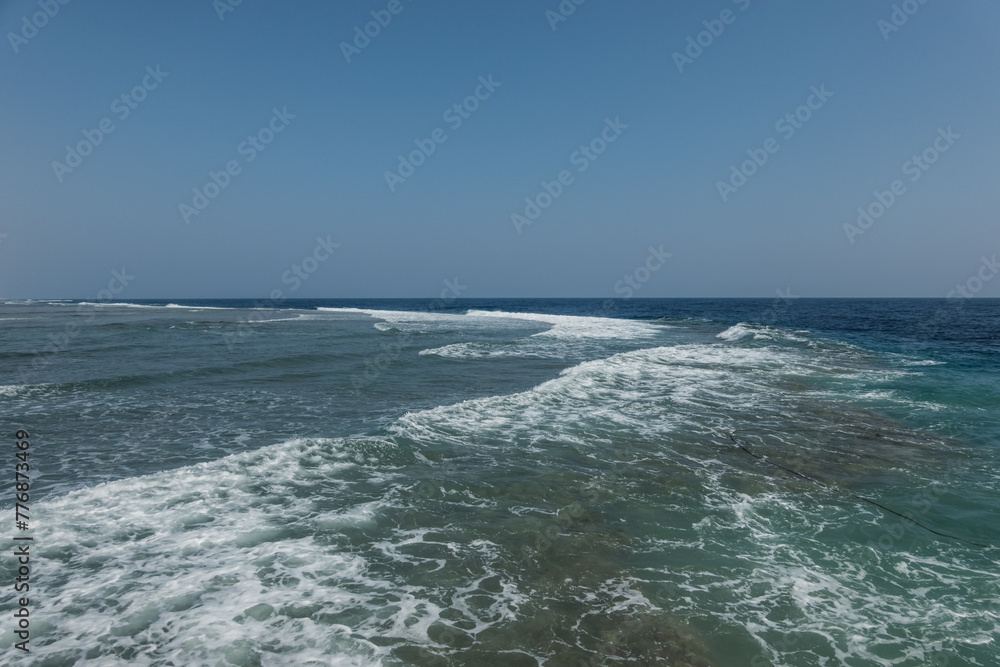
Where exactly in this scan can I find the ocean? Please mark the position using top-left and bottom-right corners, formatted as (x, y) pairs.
(1, 298), (998, 666)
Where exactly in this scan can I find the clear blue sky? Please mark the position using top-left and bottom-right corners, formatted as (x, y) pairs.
(2, 0), (998, 298)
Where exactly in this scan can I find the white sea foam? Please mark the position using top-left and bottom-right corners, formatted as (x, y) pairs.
(409, 309), (664, 359)
(10, 327), (994, 665)
(315, 308), (466, 324)
(418, 342), (539, 359)
(717, 322), (812, 344)
(241, 314), (312, 323)
(8, 345), (781, 663)
(659, 484), (999, 667)
(318, 307), (660, 340)
(398, 343), (813, 452)
(717, 323), (755, 341)
(316, 307), (488, 334)
(76, 302), (163, 309)
(13, 437), (526, 664)
(320, 307), (662, 359)
(399, 346), (996, 664)
(71, 302), (242, 311)
(464, 309), (662, 339)
(163, 303), (240, 310)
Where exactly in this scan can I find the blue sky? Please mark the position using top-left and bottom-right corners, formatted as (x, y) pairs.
(1, 0), (998, 298)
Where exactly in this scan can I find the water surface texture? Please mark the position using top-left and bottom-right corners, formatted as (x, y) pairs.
(1, 299), (998, 666)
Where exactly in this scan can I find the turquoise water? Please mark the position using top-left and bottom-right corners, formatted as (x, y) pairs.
(1, 299), (998, 665)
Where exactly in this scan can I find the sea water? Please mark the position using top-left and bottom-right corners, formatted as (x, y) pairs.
(1, 298), (997, 666)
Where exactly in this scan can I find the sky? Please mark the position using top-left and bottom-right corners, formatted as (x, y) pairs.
(1, 0), (999, 299)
